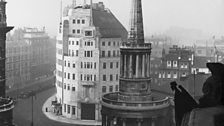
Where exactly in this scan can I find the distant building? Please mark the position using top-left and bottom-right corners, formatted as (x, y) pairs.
(6, 27), (55, 90)
(146, 35), (172, 58)
(55, 2), (127, 121)
(192, 56), (214, 74)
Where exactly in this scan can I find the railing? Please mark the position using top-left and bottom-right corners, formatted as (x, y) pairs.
(0, 97), (14, 112)
(120, 42), (151, 49)
(102, 92), (170, 108)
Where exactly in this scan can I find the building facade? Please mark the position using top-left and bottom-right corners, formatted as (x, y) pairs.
(0, 0), (15, 125)
(101, 0), (173, 126)
(55, 2), (127, 121)
(5, 27), (55, 90)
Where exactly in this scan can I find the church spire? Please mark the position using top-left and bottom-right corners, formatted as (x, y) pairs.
(128, 0), (145, 44)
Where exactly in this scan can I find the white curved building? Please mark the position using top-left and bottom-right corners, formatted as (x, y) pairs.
(55, 2), (127, 121)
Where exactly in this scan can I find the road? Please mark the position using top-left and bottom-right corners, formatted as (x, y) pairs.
(13, 88), (91, 126)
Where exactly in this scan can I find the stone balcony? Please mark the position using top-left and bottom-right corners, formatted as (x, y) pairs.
(120, 42), (151, 50)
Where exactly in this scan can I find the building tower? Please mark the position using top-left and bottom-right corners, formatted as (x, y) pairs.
(0, 0), (15, 126)
(55, 2), (127, 121)
(101, 0), (173, 126)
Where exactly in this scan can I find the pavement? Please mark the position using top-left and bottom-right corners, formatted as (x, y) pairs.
(42, 94), (102, 126)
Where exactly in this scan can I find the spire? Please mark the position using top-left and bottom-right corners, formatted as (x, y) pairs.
(128, 0), (145, 44)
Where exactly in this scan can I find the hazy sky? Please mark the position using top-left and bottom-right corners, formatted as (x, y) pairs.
(6, 0), (224, 37)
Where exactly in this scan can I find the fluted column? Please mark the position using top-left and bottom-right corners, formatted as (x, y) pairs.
(107, 116), (111, 126)
(151, 117), (156, 126)
(120, 54), (124, 77)
(124, 54), (127, 78)
(142, 54), (145, 77)
(137, 119), (142, 126)
(136, 55), (139, 78)
(102, 114), (106, 126)
(129, 54), (133, 78)
(122, 118), (126, 126)
(146, 53), (150, 77)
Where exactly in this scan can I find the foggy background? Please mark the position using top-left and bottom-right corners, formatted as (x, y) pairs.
(7, 0), (224, 42)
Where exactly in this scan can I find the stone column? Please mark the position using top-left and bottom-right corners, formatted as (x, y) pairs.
(122, 118), (126, 126)
(142, 54), (145, 77)
(137, 119), (142, 126)
(151, 117), (156, 126)
(124, 54), (127, 78)
(136, 55), (139, 78)
(120, 54), (124, 77)
(110, 117), (114, 126)
(129, 54), (133, 78)
(102, 114), (106, 126)
(146, 53), (150, 77)
(107, 116), (111, 126)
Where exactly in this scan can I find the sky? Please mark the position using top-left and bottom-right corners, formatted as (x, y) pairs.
(6, 0), (224, 38)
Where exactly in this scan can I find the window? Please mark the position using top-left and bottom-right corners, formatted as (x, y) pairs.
(110, 62), (113, 69)
(72, 106), (76, 115)
(68, 73), (70, 79)
(85, 51), (92, 57)
(113, 51), (116, 57)
(102, 86), (106, 93)
(64, 84), (66, 89)
(116, 74), (119, 81)
(108, 41), (111, 46)
(73, 74), (75, 80)
(72, 41), (74, 45)
(77, 29), (80, 34)
(68, 62), (70, 67)
(67, 105), (70, 114)
(102, 41), (105, 46)
(103, 75), (106, 81)
(113, 41), (116, 46)
(115, 85), (118, 91)
(173, 61), (177, 67)
(110, 75), (113, 81)
(72, 29), (76, 34)
(64, 104), (66, 112)
(81, 62), (83, 68)
(73, 19), (76, 24)
(72, 87), (76, 91)
(85, 31), (93, 36)
(109, 86), (113, 92)
(76, 50), (78, 56)
(108, 51), (111, 57)
(67, 85), (70, 90)
(167, 72), (171, 78)
(73, 63), (75, 68)
(82, 19), (85, 24)
(77, 19), (80, 24)
(173, 72), (177, 79)
(76, 41), (79, 45)
(167, 61), (171, 67)
(116, 62), (119, 68)
(102, 51), (105, 57)
(103, 62), (106, 69)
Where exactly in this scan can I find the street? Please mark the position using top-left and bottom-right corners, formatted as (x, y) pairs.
(13, 87), (93, 126)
